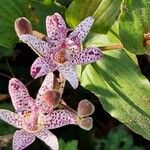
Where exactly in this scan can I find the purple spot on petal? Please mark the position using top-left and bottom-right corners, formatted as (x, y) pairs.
(32, 67), (41, 77)
(88, 51), (94, 55)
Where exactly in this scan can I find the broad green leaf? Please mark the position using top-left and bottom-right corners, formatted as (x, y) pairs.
(0, 0), (32, 56)
(59, 139), (78, 150)
(119, 0), (150, 55)
(84, 23), (121, 48)
(77, 23), (150, 140)
(65, 0), (122, 33)
(31, 0), (65, 33)
(78, 49), (150, 140)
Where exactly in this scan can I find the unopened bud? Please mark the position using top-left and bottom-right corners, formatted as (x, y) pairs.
(79, 117), (93, 130)
(42, 91), (60, 108)
(77, 99), (95, 118)
(15, 17), (32, 37)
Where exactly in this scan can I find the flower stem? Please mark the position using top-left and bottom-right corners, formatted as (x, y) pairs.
(5, 58), (15, 77)
(100, 43), (124, 51)
(0, 94), (10, 101)
(59, 99), (77, 115)
(0, 73), (12, 79)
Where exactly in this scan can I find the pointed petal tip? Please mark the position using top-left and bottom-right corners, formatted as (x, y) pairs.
(36, 130), (59, 150)
(72, 81), (79, 89)
(9, 78), (18, 83)
(30, 65), (41, 79)
(9, 78), (20, 89)
(86, 16), (95, 22)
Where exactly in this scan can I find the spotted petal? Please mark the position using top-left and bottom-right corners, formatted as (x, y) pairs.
(0, 109), (23, 128)
(46, 13), (67, 46)
(36, 129), (58, 150)
(36, 72), (54, 113)
(68, 17), (94, 43)
(71, 47), (102, 65)
(31, 57), (57, 79)
(13, 129), (35, 150)
(9, 78), (34, 112)
(58, 64), (78, 89)
(43, 109), (77, 129)
(20, 34), (52, 57)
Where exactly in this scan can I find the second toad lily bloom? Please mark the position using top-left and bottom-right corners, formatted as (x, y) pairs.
(19, 13), (103, 89)
(0, 76), (78, 150)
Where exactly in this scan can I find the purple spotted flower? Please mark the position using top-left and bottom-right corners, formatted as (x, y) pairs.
(0, 75), (78, 150)
(18, 13), (103, 89)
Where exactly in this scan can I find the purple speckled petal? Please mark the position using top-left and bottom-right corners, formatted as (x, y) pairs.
(58, 64), (78, 89)
(30, 57), (57, 79)
(36, 73), (54, 113)
(0, 109), (23, 128)
(46, 13), (67, 47)
(66, 38), (81, 55)
(20, 34), (52, 57)
(9, 78), (34, 112)
(68, 17), (94, 43)
(13, 129), (35, 150)
(43, 109), (77, 129)
(71, 47), (102, 65)
(36, 129), (58, 150)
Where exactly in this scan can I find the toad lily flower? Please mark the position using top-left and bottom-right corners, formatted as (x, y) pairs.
(18, 13), (103, 89)
(0, 76), (78, 150)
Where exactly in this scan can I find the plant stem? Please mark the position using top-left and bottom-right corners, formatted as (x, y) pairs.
(5, 58), (15, 77)
(100, 43), (124, 51)
(59, 99), (77, 115)
(0, 73), (12, 79)
(0, 94), (10, 101)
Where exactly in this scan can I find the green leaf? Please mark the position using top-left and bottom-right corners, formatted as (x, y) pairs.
(78, 49), (150, 140)
(65, 0), (122, 33)
(95, 125), (144, 150)
(59, 139), (78, 150)
(31, 0), (65, 33)
(56, 0), (74, 7)
(0, 46), (13, 57)
(0, 0), (32, 56)
(77, 23), (150, 140)
(84, 22), (121, 48)
(119, 0), (150, 55)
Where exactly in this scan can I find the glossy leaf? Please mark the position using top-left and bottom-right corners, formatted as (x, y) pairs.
(0, 0), (32, 56)
(66, 0), (122, 33)
(77, 24), (150, 140)
(79, 49), (150, 140)
(119, 0), (150, 55)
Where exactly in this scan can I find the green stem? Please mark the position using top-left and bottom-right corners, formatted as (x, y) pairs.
(0, 72), (12, 79)
(5, 58), (15, 77)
